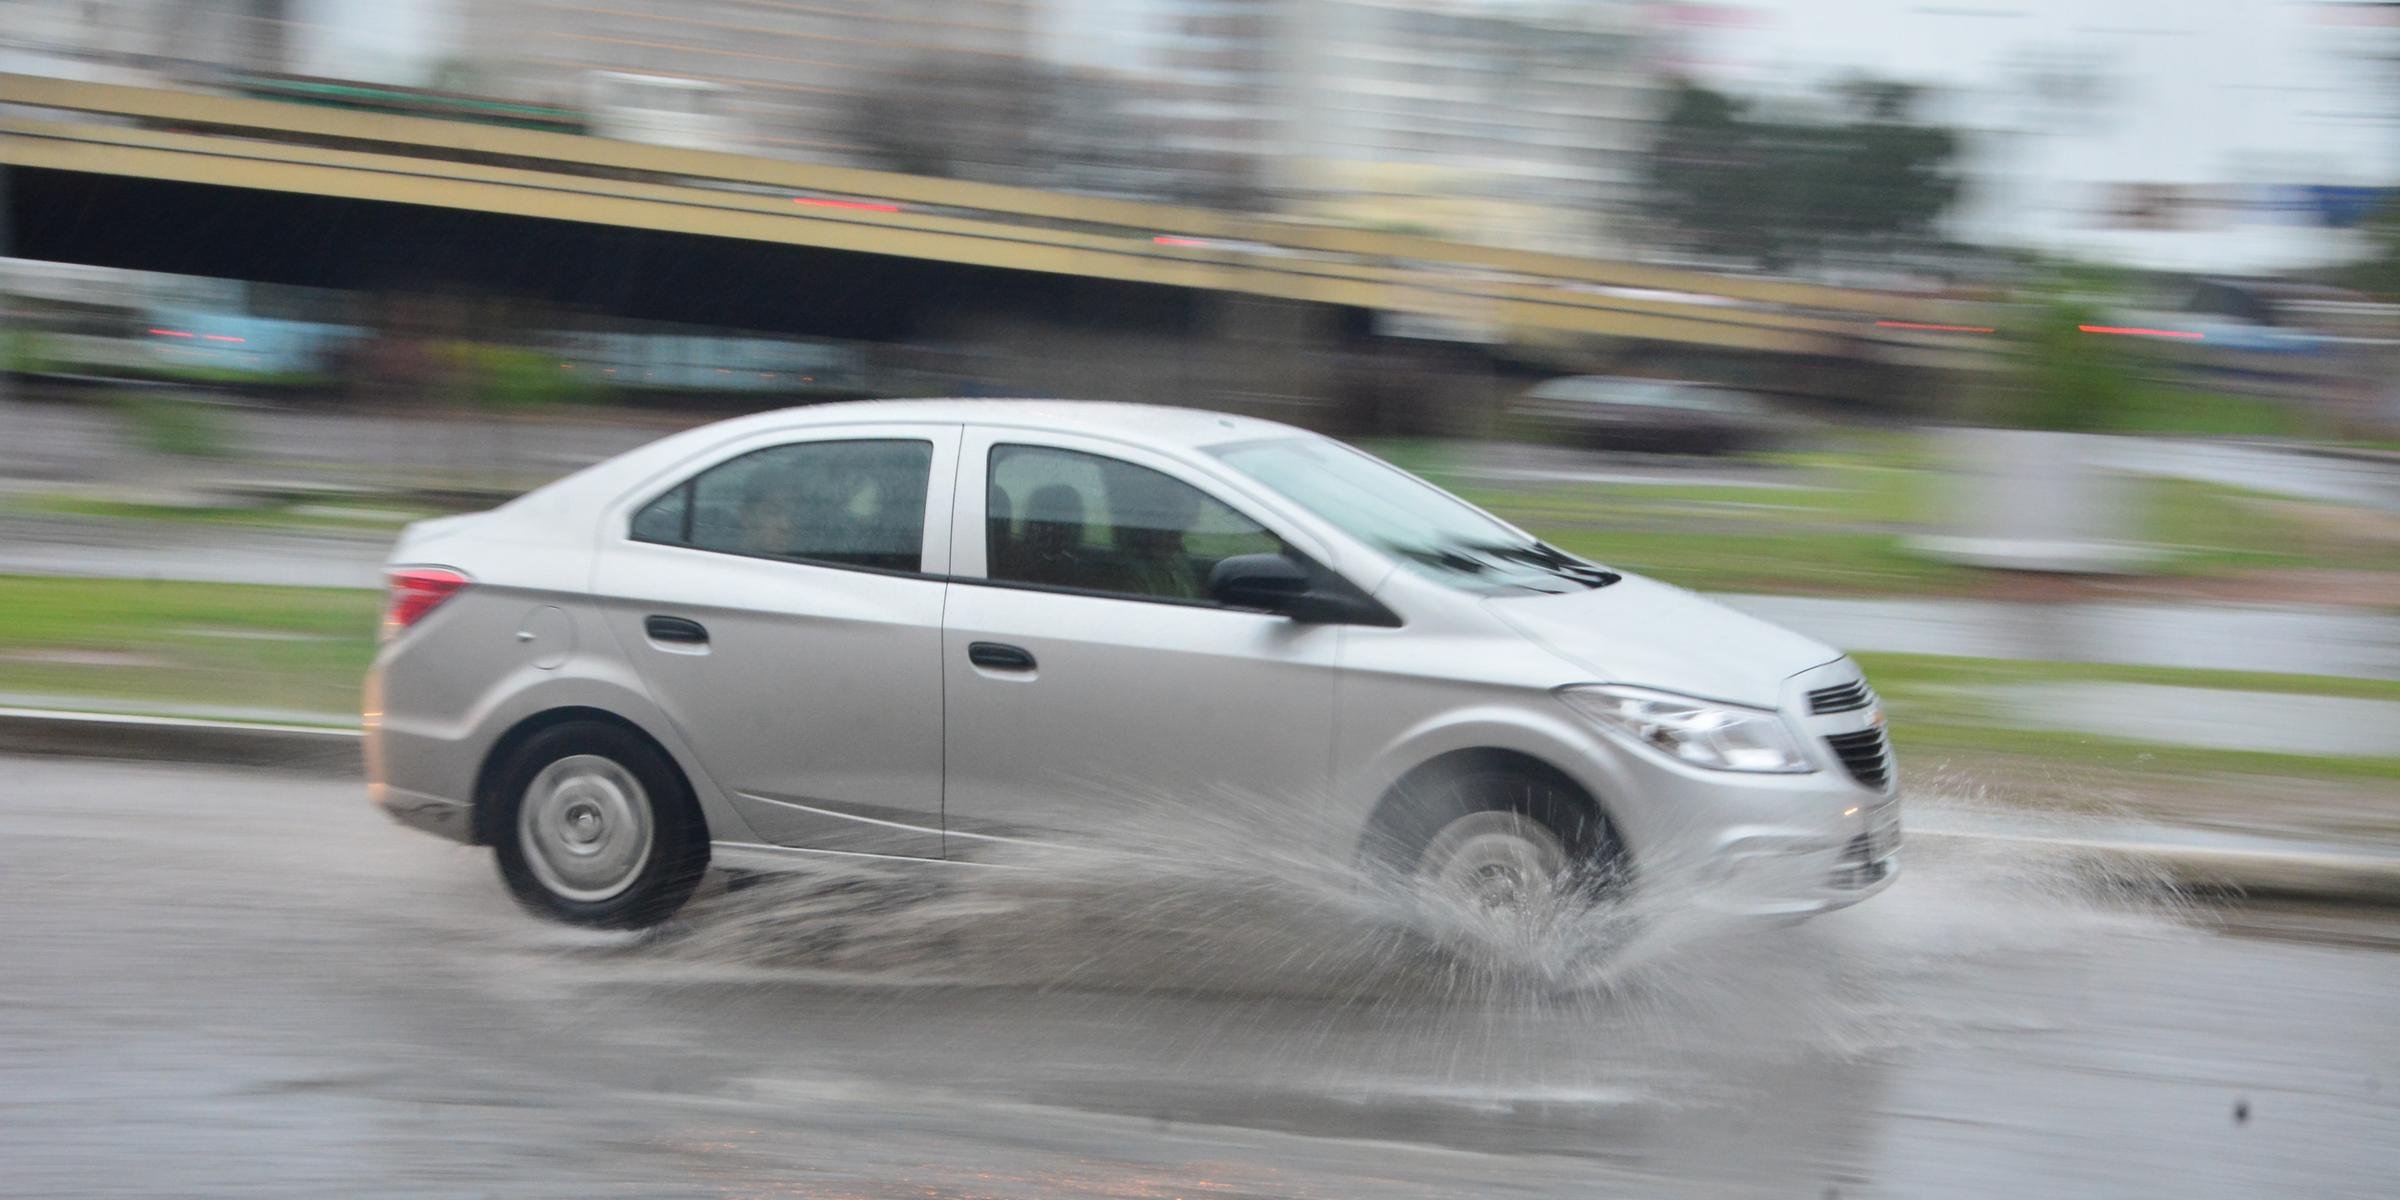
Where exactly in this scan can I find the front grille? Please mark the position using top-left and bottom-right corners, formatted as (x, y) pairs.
(1824, 727), (1892, 790)
(1807, 680), (1875, 714)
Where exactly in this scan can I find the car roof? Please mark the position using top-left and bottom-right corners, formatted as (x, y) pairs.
(511, 399), (1316, 522)
(697, 398), (1306, 451)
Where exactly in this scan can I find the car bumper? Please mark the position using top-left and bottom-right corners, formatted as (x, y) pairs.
(1697, 818), (1901, 918)
(1577, 735), (1902, 921)
(364, 688), (476, 844)
(370, 780), (476, 843)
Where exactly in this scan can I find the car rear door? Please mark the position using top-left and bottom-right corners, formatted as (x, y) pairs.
(938, 426), (1343, 856)
(592, 422), (959, 858)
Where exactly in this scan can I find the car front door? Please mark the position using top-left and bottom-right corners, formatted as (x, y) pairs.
(593, 424), (958, 858)
(940, 428), (1344, 856)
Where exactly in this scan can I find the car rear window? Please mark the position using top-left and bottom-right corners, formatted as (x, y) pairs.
(632, 438), (934, 573)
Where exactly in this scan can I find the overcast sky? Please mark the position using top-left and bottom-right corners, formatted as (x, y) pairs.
(1689, 0), (2392, 183)
(1681, 0), (2397, 266)
(286, 0), (449, 83)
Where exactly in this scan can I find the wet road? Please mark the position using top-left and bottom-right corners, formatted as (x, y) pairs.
(7, 754), (2400, 1198)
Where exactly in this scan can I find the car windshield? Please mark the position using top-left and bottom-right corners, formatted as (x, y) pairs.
(1210, 438), (1618, 594)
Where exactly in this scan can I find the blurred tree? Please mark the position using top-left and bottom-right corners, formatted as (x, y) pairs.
(839, 58), (1056, 183)
(1645, 82), (1772, 262)
(1642, 78), (1962, 269)
(2010, 287), (2137, 432)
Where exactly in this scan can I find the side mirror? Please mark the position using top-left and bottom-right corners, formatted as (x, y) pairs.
(1206, 554), (1397, 626)
(1207, 553), (1310, 611)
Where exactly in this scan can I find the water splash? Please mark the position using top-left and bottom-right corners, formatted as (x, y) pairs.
(492, 770), (2206, 1142)
(638, 773), (2189, 1023)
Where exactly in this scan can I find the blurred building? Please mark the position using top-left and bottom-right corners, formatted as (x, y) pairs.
(1144, 0), (1281, 201)
(1, 0), (291, 80)
(455, 1), (1038, 161)
(12, 0), (1660, 246)
(1047, 0), (1662, 249)
(1276, 0), (1656, 253)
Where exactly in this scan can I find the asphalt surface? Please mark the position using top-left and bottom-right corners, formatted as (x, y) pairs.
(8, 754), (2399, 1198)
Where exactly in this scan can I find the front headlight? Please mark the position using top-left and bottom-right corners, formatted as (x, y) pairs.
(1558, 685), (1815, 774)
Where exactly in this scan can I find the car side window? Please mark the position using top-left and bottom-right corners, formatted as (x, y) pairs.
(632, 438), (934, 573)
(986, 444), (1282, 602)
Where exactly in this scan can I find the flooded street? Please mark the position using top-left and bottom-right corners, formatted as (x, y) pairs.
(7, 754), (2398, 1198)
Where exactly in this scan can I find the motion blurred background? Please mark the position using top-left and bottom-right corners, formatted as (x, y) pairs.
(1, 0), (2395, 851)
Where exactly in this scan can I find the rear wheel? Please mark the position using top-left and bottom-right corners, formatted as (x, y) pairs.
(491, 721), (706, 929)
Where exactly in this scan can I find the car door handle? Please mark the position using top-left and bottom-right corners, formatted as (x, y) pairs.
(967, 641), (1035, 671)
(644, 615), (709, 645)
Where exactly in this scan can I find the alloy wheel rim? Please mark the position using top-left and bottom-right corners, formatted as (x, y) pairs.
(518, 754), (654, 903)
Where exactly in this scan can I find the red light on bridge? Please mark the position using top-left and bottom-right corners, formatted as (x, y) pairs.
(1152, 235), (1209, 247)
(148, 328), (195, 338)
(793, 197), (901, 213)
(202, 334), (246, 343)
(1875, 320), (1996, 334)
(2079, 324), (2203, 339)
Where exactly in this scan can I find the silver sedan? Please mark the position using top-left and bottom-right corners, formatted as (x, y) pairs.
(366, 400), (1896, 927)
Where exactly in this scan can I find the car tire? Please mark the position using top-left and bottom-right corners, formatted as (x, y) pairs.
(1416, 810), (1570, 910)
(491, 720), (707, 929)
(1401, 764), (1627, 912)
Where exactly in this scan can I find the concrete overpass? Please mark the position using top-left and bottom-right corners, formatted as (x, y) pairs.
(2, 73), (1993, 426)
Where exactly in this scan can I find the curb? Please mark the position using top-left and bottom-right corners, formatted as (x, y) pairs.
(5, 708), (2396, 908)
(1905, 829), (2400, 909)
(0, 707), (361, 773)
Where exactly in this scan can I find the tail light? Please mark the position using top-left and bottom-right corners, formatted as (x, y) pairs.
(383, 567), (470, 639)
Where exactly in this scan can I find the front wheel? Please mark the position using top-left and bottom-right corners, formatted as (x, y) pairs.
(1398, 763), (1626, 915)
(1415, 810), (1572, 912)
(492, 721), (706, 929)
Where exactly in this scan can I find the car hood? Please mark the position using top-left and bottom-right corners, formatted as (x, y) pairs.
(1487, 574), (1840, 709)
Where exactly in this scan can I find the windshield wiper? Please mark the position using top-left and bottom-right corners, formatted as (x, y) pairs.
(1404, 546), (1492, 575)
(1471, 540), (1621, 589)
